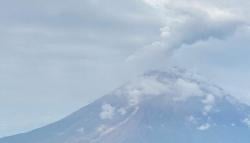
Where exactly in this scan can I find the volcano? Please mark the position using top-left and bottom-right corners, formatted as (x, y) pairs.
(1, 68), (250, 143)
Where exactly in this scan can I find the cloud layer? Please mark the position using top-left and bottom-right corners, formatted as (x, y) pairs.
(1, 0), (250, 137)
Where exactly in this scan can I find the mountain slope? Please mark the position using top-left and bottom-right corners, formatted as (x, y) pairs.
(1, 68), (250, 143)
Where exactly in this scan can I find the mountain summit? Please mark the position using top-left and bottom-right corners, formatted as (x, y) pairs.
(1, 68), (250, 143)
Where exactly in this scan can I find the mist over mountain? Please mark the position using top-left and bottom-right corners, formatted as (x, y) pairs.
(1, 68), (250, 143)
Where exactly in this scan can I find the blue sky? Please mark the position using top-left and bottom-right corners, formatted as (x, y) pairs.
(1, 0), (250, 137)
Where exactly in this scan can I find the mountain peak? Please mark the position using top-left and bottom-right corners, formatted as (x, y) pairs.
(114, 68), (226, 108)
(1, 68), (250, 143)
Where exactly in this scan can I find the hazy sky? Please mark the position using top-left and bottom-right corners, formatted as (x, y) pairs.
(1, 0), (250, 137)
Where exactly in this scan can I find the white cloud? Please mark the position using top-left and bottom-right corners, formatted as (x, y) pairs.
(117, 108), (127, 116)
(202, 94), (215, 114)
(128, 0), (246, 62)
(125, 76), (169, 106)
(99, 104), (116, 120)
(197, 123), (211, 130)
(242, 117), (250, 127)
(118, 68), (225, 107)
(97, 124), (107, 132)
(173, 79), (203, 101)
(202, 94), (215, 105)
